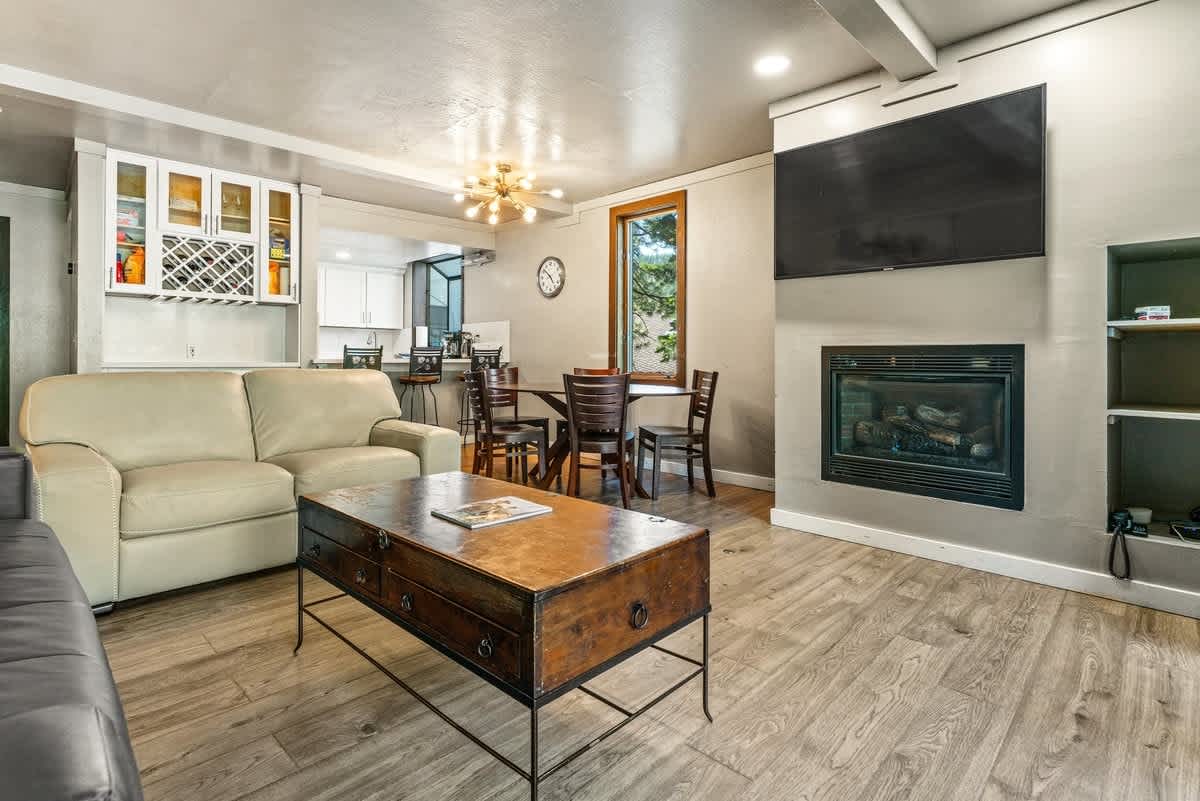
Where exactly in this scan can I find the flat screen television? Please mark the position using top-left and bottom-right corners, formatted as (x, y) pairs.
(774, 84), (1045, 280)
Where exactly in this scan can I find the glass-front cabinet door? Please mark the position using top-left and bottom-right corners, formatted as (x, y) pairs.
(213, 171), (258, 243)
(157, 160), (210, 236)
(258, 181), (299, 303)
(106, 150), (159, 294)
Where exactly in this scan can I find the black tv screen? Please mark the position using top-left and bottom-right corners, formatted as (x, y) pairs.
(775, 85), (1045, 279)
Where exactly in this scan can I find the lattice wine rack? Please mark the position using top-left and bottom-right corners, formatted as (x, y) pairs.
(160, 235), (257, 301)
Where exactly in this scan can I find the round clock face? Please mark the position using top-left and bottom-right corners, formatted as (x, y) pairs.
(537, 257), (565, 298)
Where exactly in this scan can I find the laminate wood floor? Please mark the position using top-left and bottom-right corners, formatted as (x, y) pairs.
(98, 450), (1200, 801)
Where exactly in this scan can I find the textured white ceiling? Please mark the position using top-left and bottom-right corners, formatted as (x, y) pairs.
(0, 0), (1084, 203)
(0, 0), (874, 200)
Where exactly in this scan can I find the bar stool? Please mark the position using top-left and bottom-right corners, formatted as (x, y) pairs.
(343, 346), (383, 370)
(638, 369), (719, 499)
(395, 346), (444, 425)
(457, 347), (503, 441)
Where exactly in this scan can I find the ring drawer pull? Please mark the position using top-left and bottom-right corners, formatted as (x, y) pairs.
(306, 542), (321, 558)
(630, 602), (650, 630)
(476, 637), (494, 659)
(376, 529), (390, 550)
(399, 593), (413, 612)
(354, 568), (367, 585)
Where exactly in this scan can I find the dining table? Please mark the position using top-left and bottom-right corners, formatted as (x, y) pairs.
(491, 381), (697, 497)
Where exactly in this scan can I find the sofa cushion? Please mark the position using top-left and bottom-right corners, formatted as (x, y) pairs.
(19, 372), (255, 472)
(120, 460), (295, 539)
(265, 446), (420, 497)
(243, 369), (401, 461)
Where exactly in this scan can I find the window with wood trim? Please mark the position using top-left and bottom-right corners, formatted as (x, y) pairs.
(609, 191), (686, 385)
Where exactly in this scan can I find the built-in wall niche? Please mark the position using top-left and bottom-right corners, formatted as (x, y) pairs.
(102, 296), (293, 366)
(1106, 236), (1200, 547)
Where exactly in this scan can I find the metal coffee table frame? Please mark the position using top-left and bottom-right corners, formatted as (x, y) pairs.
(293, 563), (712, 801)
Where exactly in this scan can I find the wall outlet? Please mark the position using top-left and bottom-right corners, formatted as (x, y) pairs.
(186, 344), (197, 360)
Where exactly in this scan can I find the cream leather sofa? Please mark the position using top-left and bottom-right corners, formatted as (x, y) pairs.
(19, 368), (460, 608)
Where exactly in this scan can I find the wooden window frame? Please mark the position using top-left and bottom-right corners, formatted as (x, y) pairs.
(608, 190), (687, 386)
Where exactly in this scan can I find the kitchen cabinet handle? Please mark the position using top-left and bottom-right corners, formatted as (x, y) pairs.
(630, 602), (650, 630)
(476, 637), (494, 659)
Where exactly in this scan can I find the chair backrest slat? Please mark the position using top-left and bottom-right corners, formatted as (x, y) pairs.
(470, 347), (503, 371)
(343, 346), (383, 370)
(482, 366), (520, 412)
(689, 369), (719, 435)
(573, 367), (621, 376)
(463, 370), (497, 433)
(409, 347), (444, 377)
(564, 373), (630, 437)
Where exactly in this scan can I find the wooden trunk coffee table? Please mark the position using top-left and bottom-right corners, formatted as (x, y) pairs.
(293, 471), (711, 800)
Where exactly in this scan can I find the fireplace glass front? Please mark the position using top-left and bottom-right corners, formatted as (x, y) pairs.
(823, 346), (1024, 509)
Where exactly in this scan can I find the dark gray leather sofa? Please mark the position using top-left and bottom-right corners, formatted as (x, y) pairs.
(0, 450), (143, 801)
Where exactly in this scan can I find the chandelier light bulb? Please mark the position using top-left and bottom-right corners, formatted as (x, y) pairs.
(489, 199), (500, 212)
(548, 188), (564, 199)
(465, 206), (479, 218)
(523, 206), (537, 222)
(518, 178), (533, 191)
(526, 172), (536, 182)
(465, 175), (478, 185)
(453, 192), (465, 203)
(488, 213), (499, 225)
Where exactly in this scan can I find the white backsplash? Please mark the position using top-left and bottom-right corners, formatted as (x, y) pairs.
(318, 327), (406, 359)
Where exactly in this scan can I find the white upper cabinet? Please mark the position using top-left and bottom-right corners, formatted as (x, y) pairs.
(108, 149), (302, 304)
(321, 266), (368, 327)
(106, 151), (160, 295)
(212, 170), (259, 243)
(258, 181), (300, 304)
(157, 160), (211, 237)
(319, 265), (406, 329)
(365, 271), (405, 329)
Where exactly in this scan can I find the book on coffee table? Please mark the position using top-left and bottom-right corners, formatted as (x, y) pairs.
(431, 496), (552, 530)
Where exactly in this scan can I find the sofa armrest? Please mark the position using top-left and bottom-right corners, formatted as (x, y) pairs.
(370, 419), (460, 476)
(26, 444), (122, 607)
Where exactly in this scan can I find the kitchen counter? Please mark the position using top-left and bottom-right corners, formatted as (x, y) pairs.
(311, 357), (477, 369)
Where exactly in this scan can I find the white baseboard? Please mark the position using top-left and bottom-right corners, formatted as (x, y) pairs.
(770, 507), (1200, 619)
(639, 457), (775, 492)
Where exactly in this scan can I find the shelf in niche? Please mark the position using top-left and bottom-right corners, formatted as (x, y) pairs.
(116, 195), (146, 204)
(1108, 318), (1200, 336)
(1107, 404), (1200, 421)
(1138, 522), (1200, 550)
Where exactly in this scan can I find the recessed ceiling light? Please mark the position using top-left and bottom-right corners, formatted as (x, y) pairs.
(335, 250), (351, 261)
(754, 54), (791, 77)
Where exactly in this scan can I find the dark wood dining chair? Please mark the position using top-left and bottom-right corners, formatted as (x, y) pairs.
(343, 346), (383, 370)
(395, 346), (444, 425)
(457, 347), (503, 440)
(464, 369), (546, 483)
(637, 369), (719, 499)
(573, 367), (621, 376)
(563, 372), (635, 508)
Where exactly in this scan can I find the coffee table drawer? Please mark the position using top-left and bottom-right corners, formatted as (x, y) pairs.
(382, 569), (521, 685)
(537, 534), (709, 695)
(301, 528), (380, 597)
(300, 503), (390, 558)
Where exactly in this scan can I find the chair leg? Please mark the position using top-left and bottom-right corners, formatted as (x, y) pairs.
(430, 385), (440, 427)
(536, 437), (547, 489)
(702, 444), (716, 498)
(686, 446), (696, 488)
(651, 442), (662, 500)
(636, 436), (646, 494)
(417, 385), (426, 424)
(568, 450), (581, 497)
(520, 447), (529, 485)
(484, 441), (494, 477)
(458, 391), (469, 440)
(617, 445), (631, 509)
(505, 445), (514, 480)
(471, 439), (481, 474)
(398, 385), (409, 419)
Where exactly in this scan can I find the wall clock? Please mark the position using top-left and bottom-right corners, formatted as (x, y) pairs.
(537, 256), (566, 298)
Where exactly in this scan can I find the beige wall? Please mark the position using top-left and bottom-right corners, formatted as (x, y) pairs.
(773, 0), (1200, 593)
(470, 156), (776, 480)
(0, 183), (69, 447)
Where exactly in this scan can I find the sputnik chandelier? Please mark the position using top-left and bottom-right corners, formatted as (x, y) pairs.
(454, 163), (563, 224)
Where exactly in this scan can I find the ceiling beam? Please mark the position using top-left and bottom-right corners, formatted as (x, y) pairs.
(814, 0), (937, 80)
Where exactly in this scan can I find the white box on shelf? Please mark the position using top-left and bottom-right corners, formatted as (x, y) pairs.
(1135, 305), (1171, 320)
